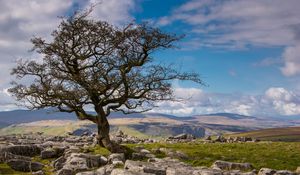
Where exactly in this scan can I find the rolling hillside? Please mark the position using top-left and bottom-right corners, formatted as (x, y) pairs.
(230, 127), (300, 142)
(0, 109), (299, 138)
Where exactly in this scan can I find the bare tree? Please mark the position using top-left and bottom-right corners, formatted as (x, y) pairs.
(9, 11), (203, 152)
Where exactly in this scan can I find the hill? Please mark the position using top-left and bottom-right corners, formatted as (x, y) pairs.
(0, 109), (299, 138)
(230, 126), (300, 142)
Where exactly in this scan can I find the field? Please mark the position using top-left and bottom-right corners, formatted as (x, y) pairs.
(1, 141), (300, 174)
(129, 142), (299, 171)
(230, 127), (300, 142)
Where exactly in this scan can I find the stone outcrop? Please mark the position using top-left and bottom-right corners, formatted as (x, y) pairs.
(7, 159), (44, 172)
(212, 160), (253, 171)
(258, 168), (296, 175)
(40, 147), (65, 159)
(0, 145), (42, 157)
(57, 153), (108, 174)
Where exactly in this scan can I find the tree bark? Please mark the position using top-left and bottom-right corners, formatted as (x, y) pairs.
(96, 114), (114, 150)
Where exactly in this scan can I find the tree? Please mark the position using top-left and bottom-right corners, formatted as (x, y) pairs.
(9, 11), (203, 152)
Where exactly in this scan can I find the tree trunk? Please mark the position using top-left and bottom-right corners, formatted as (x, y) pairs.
(96, 115), (114, 151)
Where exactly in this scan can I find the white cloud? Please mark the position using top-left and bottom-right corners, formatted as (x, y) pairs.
(87, 0), (135, 25)
(281, 44), (300, 76)
(264, 87), (300, 115)
(0, 0), (136, 110)
(152, 86), (300, 117)
(158, 0), (300, 76)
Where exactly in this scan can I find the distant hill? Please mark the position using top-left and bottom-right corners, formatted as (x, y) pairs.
(0, 108), (76, 127)
(230, 127), (300, 142)
(0, 109), (298, 137)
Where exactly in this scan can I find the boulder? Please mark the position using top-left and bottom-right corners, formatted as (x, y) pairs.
(108, 153), (125, 163)
(125, 160), (166, 175)
(41, 147), (65, 159)
(32, 170), (45, 175)
(258, 168), (277, 175)
(111, 169), (155, 175)
(193, 168), (223, 175)
(62, 153), (107, 173)
(212, 160), (253, 171)
(140, 149), (151, 154)
(0, 145), (41, 157)
(166, 167), (194, 175)
(275, 170), (296, 175)
(53, 156), (66, 170)
(0, 151), (31, 163)
(7, 159), (44, 172)
(115, 130), (124, 137)
(96, 164), (115, 175)
(56, 168), (75, 175)
(132, 153), (147, 160)
(166, 151), (189, 160)
(215, 135), (226, 142)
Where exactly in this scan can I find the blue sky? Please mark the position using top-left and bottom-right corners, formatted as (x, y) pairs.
(0, 0), (299, 118)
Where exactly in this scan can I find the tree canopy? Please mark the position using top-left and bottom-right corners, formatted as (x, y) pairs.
(9, 11), (203, 151)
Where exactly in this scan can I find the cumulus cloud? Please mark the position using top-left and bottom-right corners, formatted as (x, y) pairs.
(152, 87), (300, 117)
(264, 87), (300, 115)
(158, 0), (300, 76)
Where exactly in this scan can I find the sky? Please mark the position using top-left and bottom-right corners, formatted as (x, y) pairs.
(0, 0), (299, 118)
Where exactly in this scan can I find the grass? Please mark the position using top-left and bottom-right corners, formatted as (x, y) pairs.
(116, 126), (154, 139)
(125, 142), (300, 171)
(31, 156), (55, 175)
(82, 145), (111, 157)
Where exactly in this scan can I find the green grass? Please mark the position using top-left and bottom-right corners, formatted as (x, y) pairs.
(31, 156), (55, 175)
(82, 145), (111, 157)
(126, 142), (300, 171)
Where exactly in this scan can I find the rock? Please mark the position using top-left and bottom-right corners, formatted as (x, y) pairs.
(62, 153), (107, 173)
(167, 151), (189, 160)
(56, 168), (75, 175)
(41, 147), (65, 159)
(115, 130), (124, 137)
(212, 160), (253, 171)
(140, 149), (151, 154)
(204, 136), (212, 141)
(32, 170), (45, 175)
(173, 133), (187, 139)
(108, 153), (125, 163)
(65, 137), (81, 143)
(75, 171), (99, 175)
(111, 169), (155, 175)
(0, 151), (31, 163)
(186, 134), (196, 139)
(7, 159), (44, 172)
(215, 135), (226, 142)
(275, 170), (296, 175)
(296, 167), (300, 174)
(125, 160), (166, 175)
(53, 156), (66, 170)
(96, 164), (115, 175)
(71, 129), (93, 136)
(0, 145), (41, 157)
(132, 152), (147, 160)
(166, 167), (194, 175)
(258, 168), (277, 175)
(193, 168), (223, 175)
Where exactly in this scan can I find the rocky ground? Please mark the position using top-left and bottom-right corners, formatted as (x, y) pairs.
(0, 131), (299, 175)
